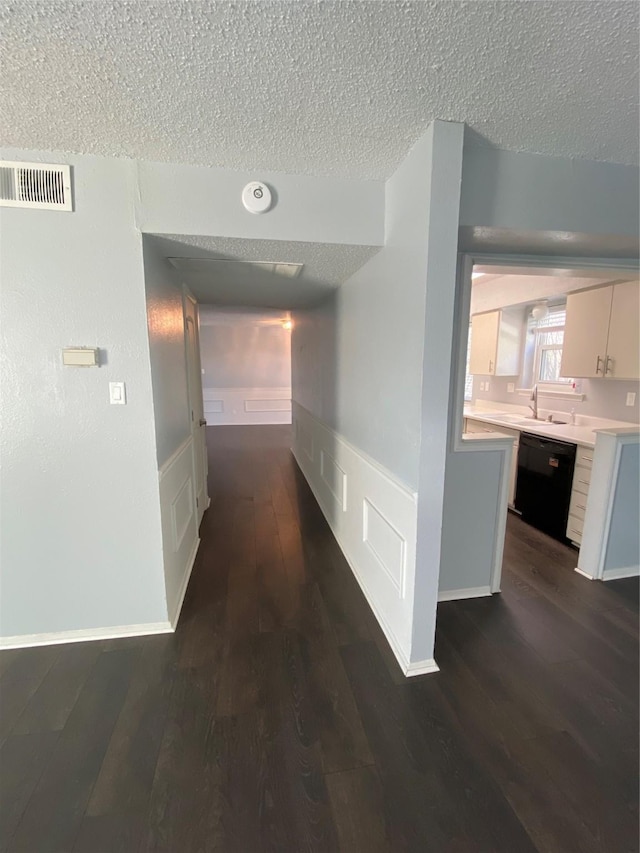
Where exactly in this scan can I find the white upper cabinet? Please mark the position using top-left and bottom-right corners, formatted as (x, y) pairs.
(605, 281), (639, 380)
(469, 308), (522, 376)
(561, 281), (639, 380)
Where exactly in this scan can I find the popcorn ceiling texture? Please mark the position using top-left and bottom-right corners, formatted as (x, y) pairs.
(1, 1), (637, 178)
(147, 234), (380, 308)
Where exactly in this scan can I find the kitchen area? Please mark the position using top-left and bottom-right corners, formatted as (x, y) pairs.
(454, 265), (639, 594)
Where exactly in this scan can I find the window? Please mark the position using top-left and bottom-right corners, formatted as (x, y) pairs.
(522, 305), (573, 387)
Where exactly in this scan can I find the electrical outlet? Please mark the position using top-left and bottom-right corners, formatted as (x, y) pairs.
(485, 381), (490, 392)
(479, 381), (485, 391)
(507, 382), (515, 393)
(626, 392), (636, 407)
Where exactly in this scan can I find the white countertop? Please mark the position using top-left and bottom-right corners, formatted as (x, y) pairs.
(463, 405), (639, 448)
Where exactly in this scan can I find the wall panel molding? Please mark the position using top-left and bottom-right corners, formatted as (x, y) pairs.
(203, 386), (291, 425)
(158, 436), (200, 626)
(291, 402), (426, 676)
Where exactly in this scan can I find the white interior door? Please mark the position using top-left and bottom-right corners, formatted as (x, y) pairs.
(184, 289), (208, 526)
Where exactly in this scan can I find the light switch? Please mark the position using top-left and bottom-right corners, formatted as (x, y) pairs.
(507, 382), (515, 393)
(626, 392), (636, 407)
(109, 382), (126, 405)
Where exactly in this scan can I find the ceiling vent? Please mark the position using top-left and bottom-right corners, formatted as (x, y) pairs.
(0, 161), (72, 211)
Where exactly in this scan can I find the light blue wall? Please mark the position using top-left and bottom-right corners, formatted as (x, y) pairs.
(440, 450), (504, 592)
(292, 126), (446, 488)
(292, 121), (466, 667)
(460, 145), (640, 238)
(136, 160), (384, 247)
(604, 442), (640, 572)
(0, 148), (169, 637)
(142, 239), (192, 468)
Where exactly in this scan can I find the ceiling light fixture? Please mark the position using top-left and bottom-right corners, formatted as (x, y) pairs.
(283, 320), (293, 330)
(531, 300), (549, 321)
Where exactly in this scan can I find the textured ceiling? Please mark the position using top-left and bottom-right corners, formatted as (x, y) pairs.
(1, 1), (637, 178)
(146, 234), (379, 308)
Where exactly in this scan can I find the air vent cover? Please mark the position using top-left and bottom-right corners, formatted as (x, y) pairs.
(0, 161), (72, 211)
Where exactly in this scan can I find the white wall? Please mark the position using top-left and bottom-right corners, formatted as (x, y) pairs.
(472, 374), (640, 423)
(0, 149), (169, 641)
(199, 310), (292, 425)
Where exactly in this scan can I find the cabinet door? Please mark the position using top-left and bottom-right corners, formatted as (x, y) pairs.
(561, 287), (612, 378)
(469, 311), (499, 375)
(605, 281), (639, 379)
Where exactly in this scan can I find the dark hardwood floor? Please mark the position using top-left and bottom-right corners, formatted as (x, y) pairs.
(1, 424), (638, 852)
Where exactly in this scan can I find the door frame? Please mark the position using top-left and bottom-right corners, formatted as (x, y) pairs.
(182, 285), (209, 525)
(449, 253), (639, 453)
(448, 253), (639, 594)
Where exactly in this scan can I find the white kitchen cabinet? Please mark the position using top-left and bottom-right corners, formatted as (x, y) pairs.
(605, 280), (640, 379)
(469, 308), (522, 376)
(566, 444), (594, 547)
(561, 281), (639, 380)
(465, 418), (519, 507)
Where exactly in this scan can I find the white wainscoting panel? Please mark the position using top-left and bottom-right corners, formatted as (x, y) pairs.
(159, 436), (200, 627)
(291, 402), (430, 676)
(203, 387), (291, 425)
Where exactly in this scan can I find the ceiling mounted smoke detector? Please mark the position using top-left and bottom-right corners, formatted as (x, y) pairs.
(242, 181), (272, 214)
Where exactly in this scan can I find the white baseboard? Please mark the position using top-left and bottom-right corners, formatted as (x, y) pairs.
(169, 536), (200, 628)
(602, 565), (640, 581)
(574, 566), (596, 580)
(438, 586), (492, 602)
(203, 386), (292, 426)
(291, 402), (433, 679)
(405, 659), (440, 677)
(0, 621), (173, 651)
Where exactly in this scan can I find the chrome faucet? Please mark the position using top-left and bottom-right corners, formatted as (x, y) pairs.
(529, 384), (539, 420)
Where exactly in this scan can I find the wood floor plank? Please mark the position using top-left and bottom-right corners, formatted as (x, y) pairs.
(7, 648), (139, 853)
(326, 765), (388, 853)
(0, 731), (59, 851)
(85, 636), (178, 820)
(0, 425), (637, 853)
(11, 643), (101, 735)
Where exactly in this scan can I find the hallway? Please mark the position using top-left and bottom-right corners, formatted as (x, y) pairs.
(1, 426), (638, 852)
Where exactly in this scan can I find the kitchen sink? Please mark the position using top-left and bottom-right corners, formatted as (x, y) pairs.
(493, 415), (569, 427)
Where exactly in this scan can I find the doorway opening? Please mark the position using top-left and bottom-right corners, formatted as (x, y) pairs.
(445, 255), (639, 597)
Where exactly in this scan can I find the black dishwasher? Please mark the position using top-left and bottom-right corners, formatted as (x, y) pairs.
(515, 433), (576, 543)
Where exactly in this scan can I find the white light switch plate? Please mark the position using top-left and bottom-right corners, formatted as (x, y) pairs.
(626, 392), (636, 406)
(507, 382), (515, 393)
(109, 382), (126, 405)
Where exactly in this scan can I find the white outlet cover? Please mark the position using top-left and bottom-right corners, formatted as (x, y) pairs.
(626, 392), (636, 406)
(507, 382), (515, 393)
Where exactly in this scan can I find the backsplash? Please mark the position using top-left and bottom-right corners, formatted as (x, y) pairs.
(472, 376), (640, 423)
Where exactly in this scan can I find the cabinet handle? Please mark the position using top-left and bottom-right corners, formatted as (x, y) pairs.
(489, 359), (494, 374)
(595, 355), (604, 374)
(578, 479), (590, 485)
(576, 503), (587, 511)
(605, 355), (613, 375)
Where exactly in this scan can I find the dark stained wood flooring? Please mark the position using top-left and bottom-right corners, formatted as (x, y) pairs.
(1, 425), (638, 852)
